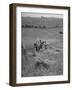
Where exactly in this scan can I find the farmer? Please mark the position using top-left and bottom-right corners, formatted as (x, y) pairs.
(34, 40), (41, 52)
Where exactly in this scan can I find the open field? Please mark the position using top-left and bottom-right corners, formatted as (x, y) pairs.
(21, 27), (63, 77)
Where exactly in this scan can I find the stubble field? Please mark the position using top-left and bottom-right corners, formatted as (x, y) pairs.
(21, 27), (63, 77)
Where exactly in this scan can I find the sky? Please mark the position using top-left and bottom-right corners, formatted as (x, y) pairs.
(21, 12), (63, 18)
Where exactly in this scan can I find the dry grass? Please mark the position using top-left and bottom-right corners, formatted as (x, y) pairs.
(21, 45), (63, 77)
(21, 27), (63, 77)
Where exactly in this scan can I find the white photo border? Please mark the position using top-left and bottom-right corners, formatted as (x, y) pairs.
(16, 7), (68, 83)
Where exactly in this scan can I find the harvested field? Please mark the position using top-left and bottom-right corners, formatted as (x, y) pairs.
(21, 27), (63, 77)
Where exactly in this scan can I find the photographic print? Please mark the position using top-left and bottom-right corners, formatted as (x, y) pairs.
(21, 13), (63, 77)
(9, 3), (70, 86)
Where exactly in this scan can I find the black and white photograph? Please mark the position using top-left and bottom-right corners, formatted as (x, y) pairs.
(21, 13), (63, 77)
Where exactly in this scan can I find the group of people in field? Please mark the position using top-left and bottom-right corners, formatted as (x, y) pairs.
(34, 40), (48, 52)
(21, 39), (48, 56)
